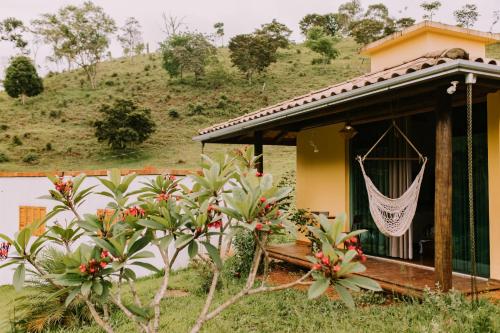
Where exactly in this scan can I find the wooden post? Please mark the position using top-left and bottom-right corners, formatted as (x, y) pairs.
(434, 92), (453, 291)
(254, 131), (263, 173)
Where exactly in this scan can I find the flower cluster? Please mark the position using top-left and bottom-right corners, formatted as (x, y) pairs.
(53, 177), (73, 196)
(207, 220), (222, 229)
(0, 242), (10, 260)
(79, 250), (111, 275)
(345, 236), (366, 262)
(253, 196), (285, 233)
(156, 192), (170, 202)
(122, 206), (145, 220)
(311, 251), (342, 273)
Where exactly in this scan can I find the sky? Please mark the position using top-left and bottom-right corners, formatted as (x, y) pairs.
(0, 0), (499, 75)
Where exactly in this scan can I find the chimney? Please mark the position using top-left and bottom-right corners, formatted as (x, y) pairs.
(360, 21), (500, 72)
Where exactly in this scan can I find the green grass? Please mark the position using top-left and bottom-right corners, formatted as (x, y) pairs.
(0, 41), (498, 179)
(2, 268), (499, 333)
(0, 40), (370, 178)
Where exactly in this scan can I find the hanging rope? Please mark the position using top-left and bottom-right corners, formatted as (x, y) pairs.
(466, 79), (478, 302)
(357, 121), (427, 237)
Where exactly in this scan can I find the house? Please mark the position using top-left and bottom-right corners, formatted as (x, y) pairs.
(194, 21), (500, 293)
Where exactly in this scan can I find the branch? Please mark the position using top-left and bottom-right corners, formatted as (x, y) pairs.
(110, 294), (149, 333)
(190, 269), (220, 333)
(253, 233), (270, 286)
(128, 280), (142, 307)
(85, 299), (114, 333)
(151, 243), (170, 332)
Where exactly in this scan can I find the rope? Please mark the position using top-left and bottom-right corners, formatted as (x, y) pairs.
(362, 121), (424, 162)
(467, 82), (478, 302)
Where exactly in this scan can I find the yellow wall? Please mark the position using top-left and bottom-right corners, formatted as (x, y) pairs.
(296, 123), (349, 238)
(487, 91), (500, 280)
(369, 31), (487, 72)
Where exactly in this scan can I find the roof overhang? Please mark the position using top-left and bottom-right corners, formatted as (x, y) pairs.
(194, 60), (500, 144)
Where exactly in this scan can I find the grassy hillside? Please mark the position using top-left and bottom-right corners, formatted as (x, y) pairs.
(0, 40), (498, 177)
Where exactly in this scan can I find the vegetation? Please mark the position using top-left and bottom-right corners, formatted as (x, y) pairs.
(3, 56), (43, 104)
(0, 17), (28, 52)
(305, 27), (339, 64)
(117, 17), (144, 59)
(32, 1), (116, 88)
(1, 272), (498, 332)
(454, 4), (480, 29)
(0, 148), (379, 333)
(94, 99), (156, 150)
(160, 32), (216, 80)
(420, 1), (442, 21)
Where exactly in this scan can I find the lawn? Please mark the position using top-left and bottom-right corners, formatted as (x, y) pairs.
(2, 267), (499, 333)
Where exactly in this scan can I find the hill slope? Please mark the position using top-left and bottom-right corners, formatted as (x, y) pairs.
(0, 40), (498, 177)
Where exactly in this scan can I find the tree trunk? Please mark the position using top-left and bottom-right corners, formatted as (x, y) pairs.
(434, 91), (453, 291)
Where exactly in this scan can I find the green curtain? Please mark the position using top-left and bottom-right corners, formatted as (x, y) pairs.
(452, 134), (490, 277)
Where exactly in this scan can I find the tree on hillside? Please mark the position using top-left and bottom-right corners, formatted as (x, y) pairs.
(255, 19), (292, 49)
(213, 22), (224, 47)
(94, 99), (156, 150)
(0, 18), (28, 53)
(160, 32), (216, 80)
(338, 0), (363, 22)
(117, 17), (144, 59)
(454, 4), (479, 29)
(299, 13), (340, 36)
(162, 13), (185, 37)
(3, 56), (43, 105)
(32, 1), (116, 88)
(420, 1), (442, 21)
(305, 26), (339, 64)
(228, 33), (277, 83)
(350, 18), (386, 45)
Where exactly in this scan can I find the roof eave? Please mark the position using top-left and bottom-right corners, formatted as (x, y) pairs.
(193, 60), (500, 143)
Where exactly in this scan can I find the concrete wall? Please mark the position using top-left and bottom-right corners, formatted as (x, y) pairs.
(488, 91), (500, 280)
(0, 173), (194, 285)
(296, 123), (349, 238)
(368, 31), (487, 72)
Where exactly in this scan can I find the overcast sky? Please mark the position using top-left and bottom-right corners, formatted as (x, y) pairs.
(0, 0), (499, 75)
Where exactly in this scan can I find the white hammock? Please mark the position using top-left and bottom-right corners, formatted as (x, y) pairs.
(357, 122), (427, 237)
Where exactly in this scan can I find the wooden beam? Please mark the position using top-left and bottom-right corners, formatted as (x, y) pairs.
(254, 131), (263, 173)
(434, 91), (453, 291)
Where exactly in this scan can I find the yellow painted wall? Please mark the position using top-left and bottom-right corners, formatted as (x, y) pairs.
(487, 91), (500, 280)
(369, 31), (487, 72)
(296, 123), (349, 239)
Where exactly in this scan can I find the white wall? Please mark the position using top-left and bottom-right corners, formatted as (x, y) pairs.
(0, 174), (194, 285)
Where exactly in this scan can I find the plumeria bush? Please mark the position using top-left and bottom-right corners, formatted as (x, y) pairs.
(0, 147), (380, 333)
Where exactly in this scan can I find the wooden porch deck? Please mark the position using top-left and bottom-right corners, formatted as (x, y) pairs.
(267, 242), (500, 297)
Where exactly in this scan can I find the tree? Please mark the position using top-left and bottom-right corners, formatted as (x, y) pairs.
(0, 17), (28, 52)
(3, 56), (43, 104)
(228, 33), (277, 83)
(160, 32), (216, 80)
(93, 99), (156, 150)
(338, 0), (363, 21)
(395, 17), (416, 30)
(305, 26), (339, 64)
(255, 19), (292, 49)
(350, 18), (386, 45)
(454, 4), (479, 29)
(117, 17), (144, 59)
(213, 22), (224, 47)
(420, 1), (442, 21)
(1, 147), (380, 333)
(161, 13), (185, 37)
(32, 1), (116, 88)
(299, 13), (340, 36)
(490, 10), (500, 33)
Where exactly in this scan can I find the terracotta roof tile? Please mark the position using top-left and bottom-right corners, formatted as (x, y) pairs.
(198, 49), (499, 135)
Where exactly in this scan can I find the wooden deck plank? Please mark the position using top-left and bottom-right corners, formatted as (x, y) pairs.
(267, 243), (500, 296)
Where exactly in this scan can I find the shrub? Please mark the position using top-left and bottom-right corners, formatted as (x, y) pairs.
(111, 72), (118, 77)
(0, 152), (9, 163)
(49, 110), (62, 119)
(22, 152), (39, 164)
(93, 99), (156, 150)
(45, 142), (53, 151)
(168, 109), (179, 118)
(12, 135), (22, 146)
(3, 55), (43, 104)
(104, 80), (115, 86)
(144, 64), (151, 71)
(0, 124), (8, 131)
(188, 103), (205, 116)
(225, 229), (256, 279)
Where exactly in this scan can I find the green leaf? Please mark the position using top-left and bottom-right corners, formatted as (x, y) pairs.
(202, 241), (222, 269)
(128, 235), (151, 256)
(129, 250), (155, 260)
(188, 241), (198, 259)
(348, 275), (382, 291)
(131, 261), (160, 273)
(125, 303), (152, 320)
(65, 288), (81, 307)
(158, 235), (173, 250)
(0, 233), (14, 244)
(17, 228), (31, 252)
(307, 277), (329, 299)
(174, 234), (194, 249)
(335, 284), (355, 309)
(13, 263), (25, 291)
(81, 280), (92, 297)
(136, 219), (165, 230)
(92, 280), (104, 295)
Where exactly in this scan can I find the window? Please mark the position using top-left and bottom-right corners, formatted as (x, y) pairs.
(19, 206), (46, 236)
